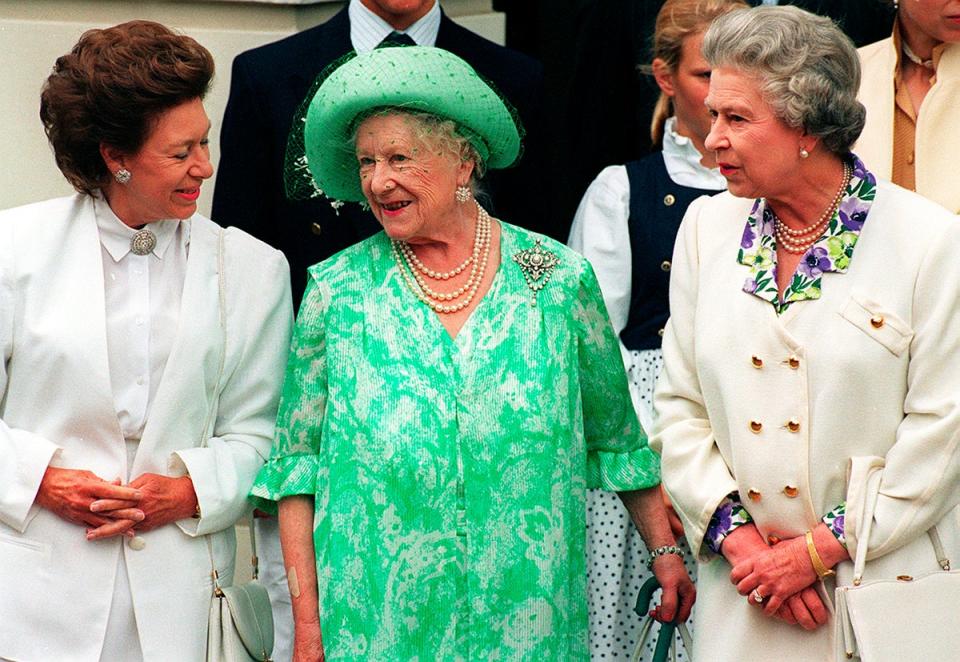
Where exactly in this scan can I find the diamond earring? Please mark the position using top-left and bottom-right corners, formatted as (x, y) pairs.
(115, 168), (132, 184)
(455, 185), (471, 203)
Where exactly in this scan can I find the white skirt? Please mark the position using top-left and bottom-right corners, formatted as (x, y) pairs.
(586, 348), (697, 661)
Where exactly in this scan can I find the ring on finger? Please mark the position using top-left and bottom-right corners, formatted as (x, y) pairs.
(751, 588), (765, 604)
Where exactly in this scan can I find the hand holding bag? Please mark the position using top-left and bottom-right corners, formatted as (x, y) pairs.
(202, 228), (275, 662)
(631, 577), (693, 662)
(833, 465), (960, 661)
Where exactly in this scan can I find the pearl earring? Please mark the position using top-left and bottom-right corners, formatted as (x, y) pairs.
(455, 185), (472, 203)
(799, 147), (810, 159)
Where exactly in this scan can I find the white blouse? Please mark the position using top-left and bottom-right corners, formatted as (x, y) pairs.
(93, 196), (188, 446)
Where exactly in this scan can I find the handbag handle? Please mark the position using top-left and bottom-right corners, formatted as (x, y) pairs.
(851, 466), (951, 583)
(633, 576), (692, 662)
(202, 228), (230, 594)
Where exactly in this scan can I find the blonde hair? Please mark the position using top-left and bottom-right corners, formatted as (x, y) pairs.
(648, 0), (747, 146)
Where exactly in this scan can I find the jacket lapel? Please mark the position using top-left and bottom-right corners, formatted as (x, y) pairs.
(58, 197), (127, 459)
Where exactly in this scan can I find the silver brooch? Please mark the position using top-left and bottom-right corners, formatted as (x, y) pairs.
(130, 229), (157, 256)
(513, 239), (560, 305)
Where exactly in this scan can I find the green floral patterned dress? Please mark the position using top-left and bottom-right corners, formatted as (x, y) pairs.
(251, 222), (659, 660)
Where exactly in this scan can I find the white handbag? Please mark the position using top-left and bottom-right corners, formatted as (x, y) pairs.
(206, 518), (275, 662)
(833, 466), (960, 661)
(200, 228), (275, 661)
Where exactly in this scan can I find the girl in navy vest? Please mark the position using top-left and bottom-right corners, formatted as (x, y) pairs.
(568, 1), (745, 658)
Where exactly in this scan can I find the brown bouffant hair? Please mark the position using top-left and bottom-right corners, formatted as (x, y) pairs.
(648, 0), (747, 147)
(40, 20), (214, 194)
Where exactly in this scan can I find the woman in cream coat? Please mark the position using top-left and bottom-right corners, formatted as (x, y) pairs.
(856, 0), (960, 212)
(0, 22), (292, 661)
(652, 7), (960, 660)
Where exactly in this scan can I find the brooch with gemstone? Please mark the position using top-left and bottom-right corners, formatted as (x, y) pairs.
(512, 239), (560, 305)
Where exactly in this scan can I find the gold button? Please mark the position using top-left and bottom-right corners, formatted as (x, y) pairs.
(783, 485), (799, 498)
(657, 328), (665, 338)
(660, 260), (671, 272)
(751, 355), (763, 368)
(787, 356), (800, 369)
(749, 420), (763, 433)
(748, 489), (762, 502)
(663, 194), (676, 206)
(870, 315), (884, 328)
(907, 152), (915, 165)
(767, 534), (781, 545)
(310, 222), (323, 236)
(787, 418), (801, 432)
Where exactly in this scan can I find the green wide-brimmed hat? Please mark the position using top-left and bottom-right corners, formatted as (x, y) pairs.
(300, 46), (522, 203)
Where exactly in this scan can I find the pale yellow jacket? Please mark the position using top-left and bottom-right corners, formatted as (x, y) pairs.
(856, 37), (960, 213)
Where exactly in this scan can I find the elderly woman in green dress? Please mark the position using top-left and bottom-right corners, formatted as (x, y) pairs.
(251, 46), (694, 661)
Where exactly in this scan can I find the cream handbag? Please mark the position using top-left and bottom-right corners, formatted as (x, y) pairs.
(833, 466), (960, 661)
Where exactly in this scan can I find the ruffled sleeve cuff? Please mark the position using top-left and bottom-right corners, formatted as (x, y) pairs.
(587, 444), (661, 491)
(250, 454), (319, 514)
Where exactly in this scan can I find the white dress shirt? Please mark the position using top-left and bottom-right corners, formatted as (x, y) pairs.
(93, 196), (190, 661)
(349, 0), (442, 52)
(94, 196), (188, 449)
(567, 117), (725, 334)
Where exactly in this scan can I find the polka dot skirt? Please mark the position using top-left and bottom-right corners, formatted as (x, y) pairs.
(586, 349), (697, 661)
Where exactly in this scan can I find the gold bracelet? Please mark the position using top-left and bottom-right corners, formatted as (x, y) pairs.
(805, 530), (835, 579)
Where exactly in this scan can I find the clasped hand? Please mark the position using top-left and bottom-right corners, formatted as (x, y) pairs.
(722, 524), (829, 631)
(36, 467), (197, 541)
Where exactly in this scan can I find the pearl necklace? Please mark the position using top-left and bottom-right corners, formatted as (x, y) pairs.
(773, 162), (851, 255)
(391, 204), (492, 314)
(399, 232), (476, 280)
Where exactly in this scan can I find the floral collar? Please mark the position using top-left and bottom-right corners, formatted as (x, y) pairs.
(736, 155), (876, 314)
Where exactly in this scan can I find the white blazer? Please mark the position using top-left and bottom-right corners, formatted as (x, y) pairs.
(856, 37), (960, 213)
(0, 194), (293, 661)
(652, 182), (960, 661)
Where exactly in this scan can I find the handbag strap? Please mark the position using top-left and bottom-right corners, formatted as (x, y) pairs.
(200, 229), (263, 590)
(203, 228), (228, 594)
(929, 527), (951, 571)
(852, 466), (952, 581)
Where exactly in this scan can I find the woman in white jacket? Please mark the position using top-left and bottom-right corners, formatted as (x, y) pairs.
(0, 21), (292, 661)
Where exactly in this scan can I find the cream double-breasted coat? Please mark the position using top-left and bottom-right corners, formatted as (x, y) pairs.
(0, 194), (292, 661)
(652, 182), (960, 661)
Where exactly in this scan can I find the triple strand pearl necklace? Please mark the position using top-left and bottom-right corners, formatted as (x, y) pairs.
(391, 203), (492, 314)
(773, 162), (852, 255)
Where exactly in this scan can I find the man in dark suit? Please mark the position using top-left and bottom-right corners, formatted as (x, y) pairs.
(212, 0), (544, 310)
